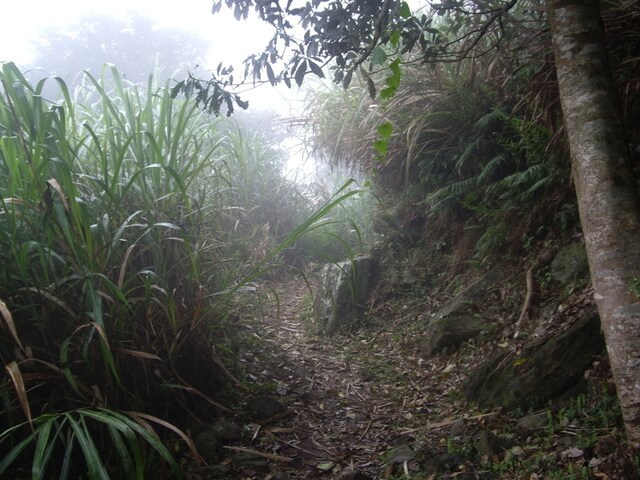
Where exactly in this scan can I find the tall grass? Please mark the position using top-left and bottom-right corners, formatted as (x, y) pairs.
(0, 61), (232, 477)
(0, 61), (361, 477)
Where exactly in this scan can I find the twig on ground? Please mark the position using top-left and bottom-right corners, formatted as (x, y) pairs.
(399, 412), (500, 434)
(223, 446), (293, 463)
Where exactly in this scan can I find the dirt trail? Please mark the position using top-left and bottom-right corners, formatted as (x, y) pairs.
(238, 274), (454, 479)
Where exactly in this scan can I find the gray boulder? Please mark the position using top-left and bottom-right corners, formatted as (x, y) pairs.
(464, 308), (604, 411)
(313, 256), (377, 334)
(420, 269), (501, 355)
(422, 314), (491, 356)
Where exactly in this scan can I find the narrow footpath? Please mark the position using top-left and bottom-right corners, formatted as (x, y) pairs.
(234, 273), (469, 479)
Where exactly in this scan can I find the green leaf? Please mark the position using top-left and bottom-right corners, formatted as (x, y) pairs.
(380, 86), (396, 99)
(389, 58), (402, 76)
(32, 417), (59, 479)
(386, 75), (400, 89)
(389, 30), (401, 48)
(371, 46), (387, 66)
(377, 122), (393, 139)
(169, 81), (184, 99)
(316, 461), (335, 471)
(0, 432), (34, 476)
(67, 415), (110, 480)
(373, 139), (388, 155)
(399, 1), (411, 18)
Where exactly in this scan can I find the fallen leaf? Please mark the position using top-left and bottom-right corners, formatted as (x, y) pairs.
(316, 461), (334, 471)
(561, 447), (584, 459)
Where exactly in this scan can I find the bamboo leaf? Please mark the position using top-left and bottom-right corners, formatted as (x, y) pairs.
(67, 415), (110, 480)
(5, 361), (33, 431)
(0, 299), (25, 353)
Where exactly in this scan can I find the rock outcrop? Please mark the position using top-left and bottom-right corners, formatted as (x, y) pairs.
(419, 269), (502, 355)
(313, 256), (377, 334)
(464, 308), (604, 411)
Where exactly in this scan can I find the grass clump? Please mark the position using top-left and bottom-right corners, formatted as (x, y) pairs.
(0, 61), (238, 477)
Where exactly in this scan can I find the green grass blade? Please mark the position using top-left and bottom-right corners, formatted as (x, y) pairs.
(67, 414), (110, 480)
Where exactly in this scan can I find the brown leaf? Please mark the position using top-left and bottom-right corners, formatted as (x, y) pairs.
(0, 299), (25, 353)
(5, 361), (33, 431)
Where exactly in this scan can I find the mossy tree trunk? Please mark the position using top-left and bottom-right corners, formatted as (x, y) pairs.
(549, 0), (640, 451)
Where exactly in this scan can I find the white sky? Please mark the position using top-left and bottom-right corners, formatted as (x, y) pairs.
(0, 0), (303, 113)
(0, 0), (269, 66)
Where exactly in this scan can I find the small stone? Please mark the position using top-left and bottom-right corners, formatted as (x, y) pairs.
(209, 419), (243, 443)
(503, 445), (525, 463)
(389, 433), (415, 446)
(449, 418), (466, 437)
(268, 468), (290, 480)
(516, 413), (548, 431)
(194, 430), (221, 464)
(550, 242), (589, 285)
(422, 453), (463, 475)
(510, 446), (525, 456)
(313, 256), (377, 333)
(561, 447), (584, 459)
(243, 395), (286, 420)
(388, 444), (415, 464)
(401, 268), (419, 286)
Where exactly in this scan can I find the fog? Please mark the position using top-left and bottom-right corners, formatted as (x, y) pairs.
(0, 0), (302, 113)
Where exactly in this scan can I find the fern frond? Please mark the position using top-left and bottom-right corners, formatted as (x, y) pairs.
(478, 152), (512, 183)
(426, 176), (481, 206)
(473, 108), (506, 132)
(484, 163), (548, 200)
(454, 137), (483, 175)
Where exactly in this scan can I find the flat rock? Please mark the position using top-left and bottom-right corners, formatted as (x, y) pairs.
(464, 308), (604, 411)
(387, 444), (415, 464)
(207, 419), (243, 443)
(422, 314), (491, 356)
(420, 269), (501, 355)
(449, 418), (466, 437)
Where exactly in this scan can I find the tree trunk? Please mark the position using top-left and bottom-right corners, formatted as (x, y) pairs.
(549, 0), (640, 451)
